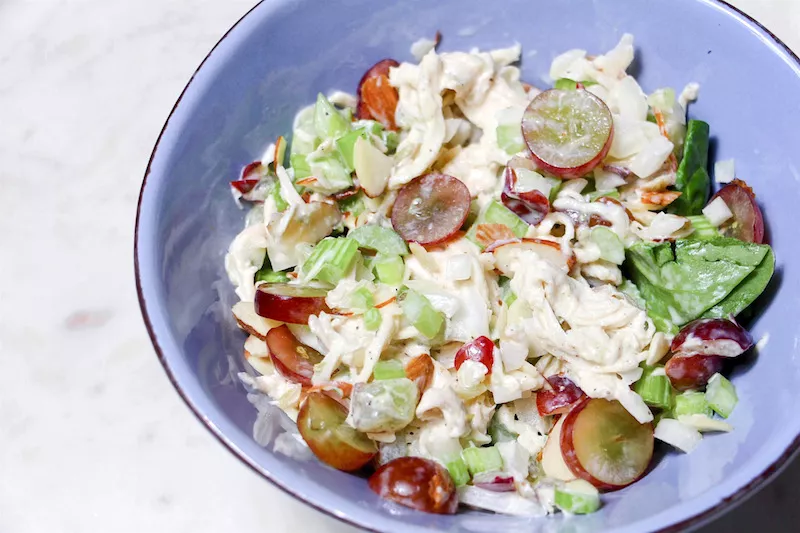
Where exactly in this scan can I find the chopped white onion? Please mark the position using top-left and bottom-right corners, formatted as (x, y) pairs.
(410, 37), (437, 61)
(714, 159), (736, 184)
(594, 166), (628, 191)
(654, 418), (702, 453)
(677, 414), (734, 433)
(446, 253), (472, 281)
(611, 76), (649, 122)
(702, 196), (734, 227)
(628, 135), (674, 178)
(458, 486), (546, 517)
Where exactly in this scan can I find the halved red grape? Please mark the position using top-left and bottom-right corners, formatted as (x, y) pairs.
(522, 89), (614, 179)
(356, 59), (400, 130)
(712, 179), (765, 243)
(665, 354), (724, 391)
(536, 375), (586, 416)
(255, 284), (331, 324)
(671, 318), (754, 358)
(405, 354), (434, 397)
(368, 457), (458, 514)
(265, 324), (324, 386)
(501, 167), (550, 225)
(298, 391), (377, 471)
(561, 399), (654, 491)
(391, 173), (471, 245)
(454, 336), (495, 374)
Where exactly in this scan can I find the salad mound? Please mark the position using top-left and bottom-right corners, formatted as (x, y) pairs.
(225, 34), (774, 517)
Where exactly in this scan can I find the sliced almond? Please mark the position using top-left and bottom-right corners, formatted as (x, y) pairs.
(641, 190), (681, 206)
(244, 335), (273, 376)
(540, 416), (577, 481)
(232, 301), (282, 340)
(475, 224), (517, 249)
(353, 136), (393, 198)
(491, 238), (574, 276)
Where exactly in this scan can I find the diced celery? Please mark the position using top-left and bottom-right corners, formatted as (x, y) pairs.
(348, 225), (409, 256)
(515, 168), (561, 202)
(634, 366), (674, 410)
(290, 153), (312, 180)
(397, 287), (444, 339)
(303, 237), (360, 284)
(270, 180), (288, 212)
(338, 191), (366, 218)
(466, 200), (528, 248)
(648, 88), (676, 114)
(590, 226), (625, 265)
(555, 479), (601, 515)
(587, 189), (621, 202)
(687, 215), (721, 240)
(364, 307), (382, 331)
(373, 359), (406, 380)
(706, 373), (738, 418)
(554, 78), (597, 90)
(462, 446), (504, 475)
(619, 278), (646, 309)
(350, 287), (374, 309)
(447, 457), (471, 487)
(496, 123), (525, 155)
(373, 254), (405, 285)
(498, 276), (517, 307)
(488, 411), (517, 444)
(674, 391), (713, 418)
(307, 153), (353, 192)
(335, 129), (366, 169)
(349, 378), (418, 432)
(313, 93), (350, 140)
(254, 256), (289, 284)
(290, 104), (318, 157)
(382, 130), (399, 153)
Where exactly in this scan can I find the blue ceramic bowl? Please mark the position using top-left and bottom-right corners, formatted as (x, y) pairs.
(135, 0), (800, 531)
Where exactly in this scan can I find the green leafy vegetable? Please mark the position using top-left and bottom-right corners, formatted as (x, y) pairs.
(669, 120), (710, 215)
(348, 225), (409, 255)
(255, 255), (289, 284)
(626, 237), (772, 332)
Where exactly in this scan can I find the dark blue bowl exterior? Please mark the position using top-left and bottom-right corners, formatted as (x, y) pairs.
(136, 1), (800, 531)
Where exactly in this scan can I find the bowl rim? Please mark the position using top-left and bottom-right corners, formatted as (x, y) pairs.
(134, 1), (800, 531)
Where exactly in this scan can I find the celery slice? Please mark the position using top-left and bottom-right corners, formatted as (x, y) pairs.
(349, 225), (409, 256)
(372, 254), (405, 285)
(497, 123), (525, 155)
(338, 191), (366, 218)
(554, 78), (597, 90)
(555, 479), (601, 514)
(466, 200), (528, 248)
(313, 93), (350, 140)
(634, 366), (673, 410)
(446, 457), (471, 487)
(350, 287), (374, 310)
(462, 446), (504, 476)
(349, 378), (418, 433)
(674, 391), (713, 418)
(303, 237), (360, 284)
(591, 226), (625, 265)
(587, 189), (621, 202)
(373, 359), (406, 380)
(397, 287), (444, 338)
(336, 129), (366, 169)
(364, 307), (382, 331)
(687, 215), (721, 240)
(515, 168), (561, 202)
(706, 373), (737, 418)
(290, 153), (312, 180)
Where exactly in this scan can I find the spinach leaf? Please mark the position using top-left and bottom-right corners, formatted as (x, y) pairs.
(669, 120), (710, 216)
(703, 247), (775, 318)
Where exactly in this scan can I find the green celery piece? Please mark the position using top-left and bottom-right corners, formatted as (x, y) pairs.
(270, 180), (288, 212)
(372, 254), (405, 285)
(462, 446), (504, 475)
(446, 457), (471, 487)
(348, 225), (409, 255)
(703, 246), (774, 319)
(338, 191), (366, 218)
(487, 411), (517, 444)
(673, 391), (713, 418)
(313, 93), (350, 140)
(554, 78), (598, 90)
(290, 104), (318, 157)
(373, 359), (406, 380)
(634, 367), (673, 410)
(466, 200), (528, 248)
(397, 287), (444, 339)
(591, 226), (625, 265)
(303, 237), (361, 284)
(670, 120), (710, 215)
(336, 129), (367, 169)
(254, 255), (289, 284)
(625, 239), (765, 332)
(364, 307), (382, 331)
(587, 189), (621, 202)
(350, 287), (374, 309)
(496, 123), (525, 154)
(290, 153), (312, 180)
(706, 373), (738, 418)
(383, 130), (399, 153)
(349, 378), (418, 432)
(687, 215), (721, 240)
(307, 153), (353, 192)
(554, 481), (601, 515)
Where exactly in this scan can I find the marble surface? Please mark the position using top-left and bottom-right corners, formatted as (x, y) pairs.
(2, 0), (799, 531)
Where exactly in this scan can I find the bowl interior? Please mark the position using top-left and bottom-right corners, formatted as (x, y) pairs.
(136, 0), (800, 531)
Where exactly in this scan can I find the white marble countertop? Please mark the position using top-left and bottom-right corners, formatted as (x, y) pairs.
(2, 0), (799, 531)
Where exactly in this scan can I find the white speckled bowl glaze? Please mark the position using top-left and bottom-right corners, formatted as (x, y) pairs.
(136, 0), (800, 530)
